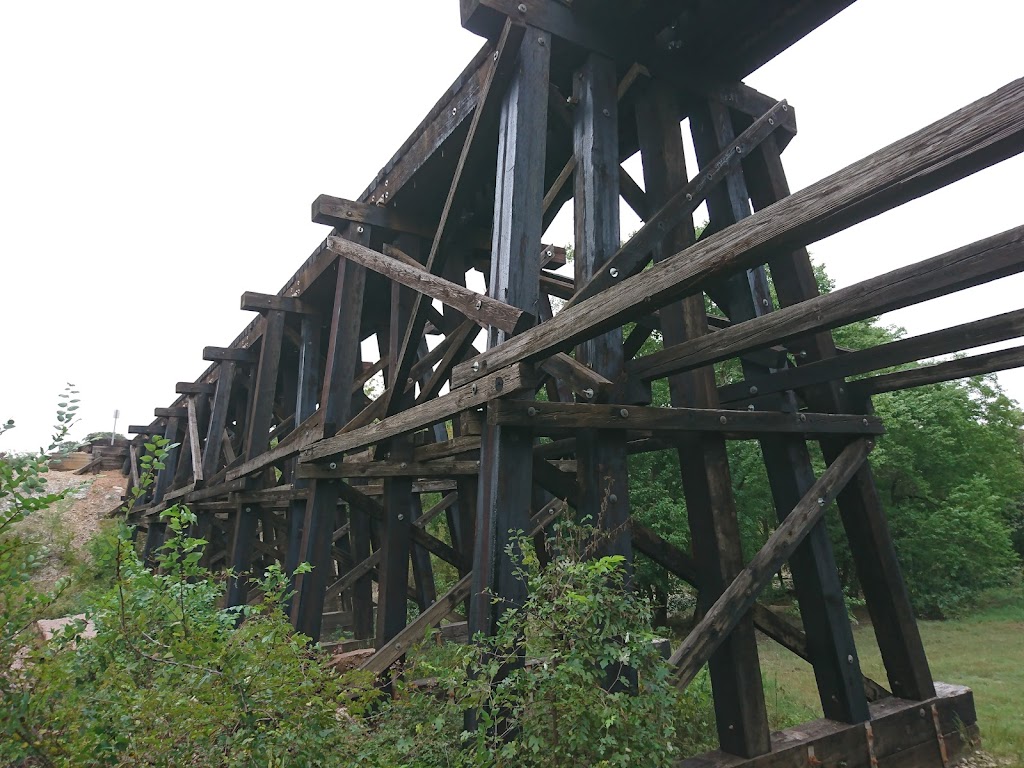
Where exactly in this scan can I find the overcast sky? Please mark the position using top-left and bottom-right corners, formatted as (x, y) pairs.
(2, 1), (1022, 451)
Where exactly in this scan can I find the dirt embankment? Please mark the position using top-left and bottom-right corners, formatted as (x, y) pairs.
(9, 469), (125, 592)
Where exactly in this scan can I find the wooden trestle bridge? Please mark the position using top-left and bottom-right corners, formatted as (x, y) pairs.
(122, 1), (1023, 765)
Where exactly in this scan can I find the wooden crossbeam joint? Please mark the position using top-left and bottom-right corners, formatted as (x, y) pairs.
(240, 291), (316, 315)
(203, 346), (257, 363)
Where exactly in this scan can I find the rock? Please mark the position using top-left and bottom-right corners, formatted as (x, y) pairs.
(35, 615), (96, 642)
(329, 648), (375, 674)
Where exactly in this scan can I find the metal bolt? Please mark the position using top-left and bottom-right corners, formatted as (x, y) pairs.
(609, 267), (619, 278)
(748, 404), (755, 411)
(782, 104), (788, 111)
(245, 507), (252, 513)
(493, 51), (499, 61)
(863, 418), (869, 426)
(799, 413), (807, 422)
(818, 497), (826, 506)
(452, 107), (457, 115)
(762, 298), (769, 307)
(919, 708), (927, 718)
(609, 494), (618, 503)
(768, 117), (775, 125)
(546, 249), (553, 258)
(517, 2), (527, 11)
(582, 388), (594, 399)
(357, 226), (364, 234)
(397, 513), (404, 521)
(719, 415), (727, 424)
(400, 462), (407, 469)
(749, 386), (758, 396)
(619, 408), (629, 418)
(602, 108), (610, 117)
(735, 145), (742, 153)
(527, 407), (538, 417)
(538, 36), (545, 46)
(799, 350), (808, 358)
(471, 383), (478, 394)
(472, 361), (481, 372)
(847, 654), (854, 664)
(706, 173), (713, 181)
(407, 378), (413, 385)
(474, 299), (482, 310)
(329, 462), (337, 470)
(685, 193), (692, 201)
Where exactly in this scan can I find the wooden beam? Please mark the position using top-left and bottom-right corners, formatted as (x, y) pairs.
(326, 237), (533, 335)
(452, 78), (1024, 386)
(313, 195), (490, 252)
(489, 400), (884, 436)
(720, 307), (1024, 405)
(670, 438), (873, 688)
(297, 459), (481, 479)
(186, 397), (204, 482)
(240, 291), (316, 315)
(176, 382), (216, 395)
(203, 346), (257, 363)
(301, 362), (535, 463)
(851, 345), (1024, 398)
(154, 407), (187, 419)
(629, 225), (1024, 381)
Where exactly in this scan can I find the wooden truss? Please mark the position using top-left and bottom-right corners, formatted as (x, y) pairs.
(122, 1), (1023, 764)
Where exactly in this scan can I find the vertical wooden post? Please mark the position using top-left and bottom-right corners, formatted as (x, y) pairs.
(376, 277), (416, 648)
(636, 81), (771, 758)
(202, 361), (236, 481)
(227, 309), (285, 608)
(468, 27), (549, 642)
(285, 313), (321, 614)
(291, 225), (369, 640)
(741, 130), (936, 701)
(572, 51), (632, 565)
(690, 98), (869, 724)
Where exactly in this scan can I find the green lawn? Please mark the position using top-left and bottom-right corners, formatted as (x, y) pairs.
(757, 588), (1024, 766)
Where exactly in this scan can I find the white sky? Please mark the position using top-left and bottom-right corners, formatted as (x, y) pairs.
(2, 0), (1022, 451)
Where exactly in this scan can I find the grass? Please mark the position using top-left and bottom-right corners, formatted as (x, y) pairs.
(757, 586), (1024, 766)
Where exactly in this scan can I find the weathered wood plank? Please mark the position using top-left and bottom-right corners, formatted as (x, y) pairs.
(301, 362), (535, 463)
(489, 400), (884, 436)
(721, 307), (1024, 405)
(851, 345), (1024, 398)
(240, 291), (316, 315)
(630, 225), (1024, 381)
(670, 438), (873, 687)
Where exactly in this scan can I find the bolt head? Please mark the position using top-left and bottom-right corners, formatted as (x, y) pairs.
(847, 654), (854, 664)
(749, 386), (758, 396)
(328, 462), (337, 470)
(719, 415), (727, 424)
(245, 507), (252, 513)
(357, 226), (364, 234)
(768, 117), (775, 125)
(475, 299), (482, 310)
(609, 493), (618, 504)
(619, 408), (629, 418)
(471, 384), (478, 394)
(685, 193), (693, 201)
(735, 145), (742, 153)
(818, 497), (826, 506)
(452, 107), (457, 115)
(471, 361), (481, 372)
(747, 404), (755, 411)
(397, 513), (404, 521)
(582, 388), (594, 399)
(609, 267), (619, 278)
(517, 2), (527, 12)
(602, 108), (610, 117)
(399, 462), (407, 469)
(527, 406), (538, 417)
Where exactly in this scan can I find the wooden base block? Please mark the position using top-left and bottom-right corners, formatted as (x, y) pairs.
(677, 683), (977, 768)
